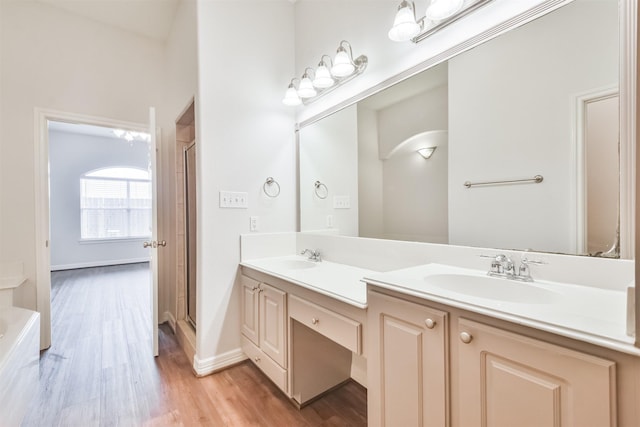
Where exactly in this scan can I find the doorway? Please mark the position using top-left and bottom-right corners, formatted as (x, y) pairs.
(34, 109), (160, 353)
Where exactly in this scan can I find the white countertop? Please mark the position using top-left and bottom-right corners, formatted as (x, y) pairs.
(240, 255), (371, 309)
(240, 256), (638, 355)
(365, 263), (638, 355)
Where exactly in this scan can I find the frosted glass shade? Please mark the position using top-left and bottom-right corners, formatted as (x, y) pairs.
(331, 50), (355, 77)
(297, 77), (317, 98)
(388, 4), (421, 42)
(282, 86), (302, 106)
(313, 65), (334, 88)
(426, 0), (464, 21)
(417, 147), (437, 159)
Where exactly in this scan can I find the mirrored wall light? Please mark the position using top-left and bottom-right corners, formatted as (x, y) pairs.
(388, 0), (422, 42)
(298, 68), (318, 98)
(282, 79), (302, 106)
(388, 0), (492, 44)
(282, 40), (368, 107)
(313, 55), (335, 89)
(331, 41), (358, 77)
(417, 147), (437, 159)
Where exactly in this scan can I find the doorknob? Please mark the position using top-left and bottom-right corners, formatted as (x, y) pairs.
(143, 240), (167, 248)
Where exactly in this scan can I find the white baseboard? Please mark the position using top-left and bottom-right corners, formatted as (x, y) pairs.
(193, 347), (247, 377)
(51, 257), (150, 271)
(161, 311), (176, 333)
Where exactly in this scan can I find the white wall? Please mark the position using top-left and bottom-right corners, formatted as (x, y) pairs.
(293, 0), (554, 123)
(300, 104), (359, 236)
(0, 0), (164, 310)
(358, 106), (384, 238)
(447, 0), (618, 253)
(49, 130), (150, 270)
(195, 0), (296, 365)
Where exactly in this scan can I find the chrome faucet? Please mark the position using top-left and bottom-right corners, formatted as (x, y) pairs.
(300, 249), (322, 262)
(482, 254), (545, 282)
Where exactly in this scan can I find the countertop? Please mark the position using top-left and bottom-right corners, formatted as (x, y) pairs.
(240, 255), (371, 309)
(365, 263), (637, 355)
(239, 255), (638, 355)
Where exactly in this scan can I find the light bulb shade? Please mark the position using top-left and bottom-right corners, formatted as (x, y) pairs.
(282, 86), (302, 106)
(426, 0), (464, 21)
(312, 65), (335, 88)
(417, 147), (437, 159)
(297, 77), (317, 98)
(331, 50), (355, 77)
(388, 4), (421, 42)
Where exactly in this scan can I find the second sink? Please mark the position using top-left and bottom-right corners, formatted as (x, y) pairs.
(424, 274), (559, 304)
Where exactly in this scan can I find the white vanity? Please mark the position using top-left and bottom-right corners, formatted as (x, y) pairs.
(238, 232), (640, 426)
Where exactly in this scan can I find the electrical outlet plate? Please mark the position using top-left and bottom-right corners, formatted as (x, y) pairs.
(219, 191), (248, 208)
(250, 216), (259, 232)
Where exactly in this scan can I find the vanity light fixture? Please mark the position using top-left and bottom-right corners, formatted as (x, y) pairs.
(282, 40), (367, 106)
(417, 147), (437, 159)
(282, 79), (302, 106)
(389, 0), (492, 44)
(112, 129), (151, 143)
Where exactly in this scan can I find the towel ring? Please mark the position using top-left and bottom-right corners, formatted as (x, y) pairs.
(314, 181), (328, 199)
(263, 177), (280, 198)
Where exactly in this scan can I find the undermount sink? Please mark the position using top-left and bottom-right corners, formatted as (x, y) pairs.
(268, 259), (318, 270)
(424, 274), (559, 304)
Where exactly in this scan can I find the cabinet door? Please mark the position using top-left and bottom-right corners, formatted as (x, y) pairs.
(259, 282), (287, 368)
(457, 318), (616, 427)
(240, 275), (260, 345)
(368, 291), (449, 427)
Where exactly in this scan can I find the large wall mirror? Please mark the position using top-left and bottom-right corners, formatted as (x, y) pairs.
(298, 0), (632, 258)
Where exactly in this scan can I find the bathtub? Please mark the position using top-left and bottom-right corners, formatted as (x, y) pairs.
(0, 307), (40, 427)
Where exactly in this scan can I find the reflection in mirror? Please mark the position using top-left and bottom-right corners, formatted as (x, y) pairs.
(298, 0), (627, 258)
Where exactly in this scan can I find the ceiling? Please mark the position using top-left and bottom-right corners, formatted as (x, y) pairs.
(36, 0), (181, 42)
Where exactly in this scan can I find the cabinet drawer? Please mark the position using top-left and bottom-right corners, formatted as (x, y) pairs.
(242, 336), (288, 394)
(289, 295), (362, 354)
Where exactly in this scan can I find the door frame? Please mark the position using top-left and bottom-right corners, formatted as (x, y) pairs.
(572, 86), (620, 256)
(34, 108), (158, 349)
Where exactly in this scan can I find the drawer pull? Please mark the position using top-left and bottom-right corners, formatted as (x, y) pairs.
(312, 317), (319, 325)
(254, 356), (261, 363)
(460, 332), (473, 344)
(425, 318), (436, 329)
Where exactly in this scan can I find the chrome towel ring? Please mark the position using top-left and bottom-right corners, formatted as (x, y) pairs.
(314, 181), (328, 199)
(263, 177), (281, 198)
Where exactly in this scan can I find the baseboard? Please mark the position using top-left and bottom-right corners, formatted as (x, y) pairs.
(193, 347), (248, 377)
(161, 311), (176, 333)
(51, 258), (150, 271)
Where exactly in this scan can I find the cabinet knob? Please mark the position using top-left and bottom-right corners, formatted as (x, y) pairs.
(311, 317), (319, 325)
(254, 356), (261, 363)
(460, 332), (473, 344)
(425, 318), (436, 329)
(251, 287), (258, 292)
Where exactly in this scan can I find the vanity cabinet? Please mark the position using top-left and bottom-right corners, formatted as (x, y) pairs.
(367, 291), (449, 427)
(240, 275), (287, 392)
(456, 318), (616, 427)
(368, 289), (618, 427)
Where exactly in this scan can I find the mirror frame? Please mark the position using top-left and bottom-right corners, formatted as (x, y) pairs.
(296, 0), (636, 259)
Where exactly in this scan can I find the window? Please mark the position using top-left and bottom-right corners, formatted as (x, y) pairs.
(80, 167), (152, 239)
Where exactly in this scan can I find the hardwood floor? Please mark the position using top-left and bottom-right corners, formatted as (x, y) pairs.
(22, 263), (367, 426)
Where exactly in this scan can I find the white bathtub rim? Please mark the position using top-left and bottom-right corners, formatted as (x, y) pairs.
(0, 307), (40, 374)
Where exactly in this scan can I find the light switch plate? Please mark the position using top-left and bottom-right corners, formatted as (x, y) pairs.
(219, 191), (248, 208)
(333, 195), (350, 209)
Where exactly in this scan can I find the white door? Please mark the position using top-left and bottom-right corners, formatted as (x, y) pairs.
(147, 107), (160, 356)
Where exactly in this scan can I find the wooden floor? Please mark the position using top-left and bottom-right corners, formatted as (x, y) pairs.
(22, 263), (367, 426)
